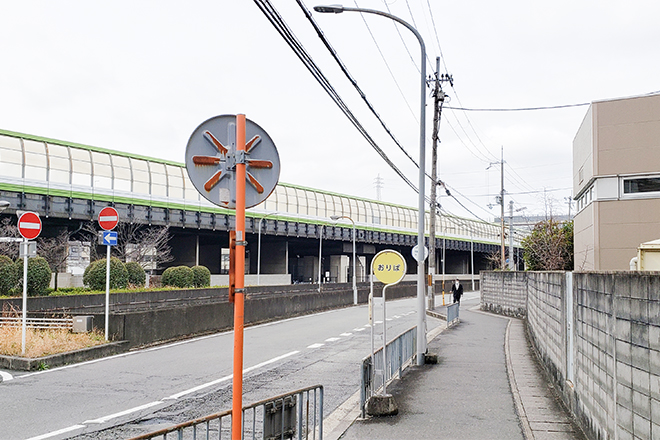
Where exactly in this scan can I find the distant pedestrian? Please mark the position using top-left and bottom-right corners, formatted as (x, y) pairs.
(451, 278), (463, 304)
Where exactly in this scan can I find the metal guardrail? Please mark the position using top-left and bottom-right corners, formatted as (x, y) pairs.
(128, 385), (323, 440)
(446, 303), (460, 327)
(0, 316), (73, 330)
(359, 326), (416, 418)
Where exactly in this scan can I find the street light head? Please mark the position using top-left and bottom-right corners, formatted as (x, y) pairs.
(330, 215), (341, 220)
(313, 5), (344, 13)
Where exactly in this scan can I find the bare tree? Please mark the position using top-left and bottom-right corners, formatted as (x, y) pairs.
(37, 229), (72, 291)
(486, 250), (503, 270)
(114, 223), (174, 271)
(80, 221), (174, 271)
(79, 221), (103, 262)
(0, 218), (20, 259)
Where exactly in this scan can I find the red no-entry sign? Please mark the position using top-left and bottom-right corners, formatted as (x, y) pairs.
(98, 207), (119, 231)
(18, 212), (42, 240)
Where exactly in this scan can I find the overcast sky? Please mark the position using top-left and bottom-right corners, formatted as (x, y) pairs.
(1, 0), (658, 222)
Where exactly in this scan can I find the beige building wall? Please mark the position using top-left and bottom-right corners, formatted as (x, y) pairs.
(573, 106), (594, 196)
(573, 203), (595, 270)
(573, 93), (660, 271)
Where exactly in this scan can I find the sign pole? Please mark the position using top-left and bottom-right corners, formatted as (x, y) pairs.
(17, 211), (42, 355)
(185, 114), (279, 440)
(105, 244), (111, 341)
(371, 250), (406, 396)
(98, 206), (119, 341)
(232, 114), (247, 440)
(21, 238), (28, 355)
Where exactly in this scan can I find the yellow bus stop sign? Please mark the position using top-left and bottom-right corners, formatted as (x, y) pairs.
(372, 250), (406, 285)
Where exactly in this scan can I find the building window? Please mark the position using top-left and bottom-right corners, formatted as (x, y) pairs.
(623, 177), (660, 194)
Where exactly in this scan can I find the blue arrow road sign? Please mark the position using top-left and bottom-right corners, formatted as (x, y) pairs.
(102, 231), (118, 246)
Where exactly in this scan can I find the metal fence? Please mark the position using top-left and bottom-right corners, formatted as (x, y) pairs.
(0, 316), (73, 330)
(359, 326), (416, 418)
(128, 385), (323, 440)
(446, 303), (460, 327)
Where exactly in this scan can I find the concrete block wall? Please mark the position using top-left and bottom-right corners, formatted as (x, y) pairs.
(479, 271), (527, 317)
(526, 272), (567, 392)
(573, 273), (617, 439)
(482, 271), (660, 440)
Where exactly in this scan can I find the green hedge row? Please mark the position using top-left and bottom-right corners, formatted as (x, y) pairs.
(0, 255), (52, 297)
(162, 265), (211, 288)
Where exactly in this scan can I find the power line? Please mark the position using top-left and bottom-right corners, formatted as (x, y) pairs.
(446, 102), (591, 111)
(295, 0), (421, 174)
(253, 0), (419, 194)
(351, 1), (419, 123)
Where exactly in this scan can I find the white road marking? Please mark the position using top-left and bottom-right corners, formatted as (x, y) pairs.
(325, 337), (341, 342)
(353, 328), (365, 332)
(164, 350), (299, 400)
(307, 343), (324, 349)
(0, 370), (13, 381)
(25, 424), (86, 440)
(15, 306), (349, 380)
(340, 333), (352, 337)
(84, 401), (162, 424)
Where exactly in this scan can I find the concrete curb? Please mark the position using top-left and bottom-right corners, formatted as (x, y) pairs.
(0, 340), (130, 372)
(504, 319), (535, 440)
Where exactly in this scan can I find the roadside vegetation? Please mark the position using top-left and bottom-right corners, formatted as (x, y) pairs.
(0, 323), (106, 359)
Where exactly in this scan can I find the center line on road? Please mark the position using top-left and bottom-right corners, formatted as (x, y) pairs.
(307, 343), (324, 349)
(353, 328), (365, 332)
(84, 401), (163, 424)
(340, 333), (352, 336)
(325, 337), (340, 342)
(26, 424), (86, 440)
(164, 350), (299, 400)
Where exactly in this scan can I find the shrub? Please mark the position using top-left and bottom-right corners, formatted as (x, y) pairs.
(0, 255), (19, 295)
(13, 257), (51, 296)
(161, 265), (194, 288)
(191, 265), (211, 288)
(125, 261), (146, 287)
(83, 257), (129, 290)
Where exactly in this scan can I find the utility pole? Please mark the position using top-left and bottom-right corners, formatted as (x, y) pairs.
(509, 200), (514, 270)
(489, 147), (506, 270)
(500, 146), (505, 270)
(428, 57), (452, 310)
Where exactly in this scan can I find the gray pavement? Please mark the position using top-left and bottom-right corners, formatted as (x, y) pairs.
(330, 298), (587, 440)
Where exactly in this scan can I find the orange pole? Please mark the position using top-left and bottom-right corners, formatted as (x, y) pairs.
(231, 114), (247, 440)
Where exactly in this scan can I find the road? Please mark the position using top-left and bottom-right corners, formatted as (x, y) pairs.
(0, 294), (468, 440)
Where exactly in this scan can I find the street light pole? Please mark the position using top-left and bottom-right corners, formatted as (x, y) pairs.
(331, 215), (357, 305)
(314, 4), (427, 364)
(257, 212), (279, 286)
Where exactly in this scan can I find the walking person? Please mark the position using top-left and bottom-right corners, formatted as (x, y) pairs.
(451, 278), (463, 304)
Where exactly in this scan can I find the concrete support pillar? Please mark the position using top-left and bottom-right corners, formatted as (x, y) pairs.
(330, 255), (350, 283)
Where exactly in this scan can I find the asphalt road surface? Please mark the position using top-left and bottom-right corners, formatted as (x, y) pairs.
(0, 295), (456, 440)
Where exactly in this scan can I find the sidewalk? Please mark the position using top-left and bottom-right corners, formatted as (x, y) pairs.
(330, 299), (586, 440)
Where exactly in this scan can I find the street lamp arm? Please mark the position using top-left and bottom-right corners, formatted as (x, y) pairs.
(315, 6), (426, 57)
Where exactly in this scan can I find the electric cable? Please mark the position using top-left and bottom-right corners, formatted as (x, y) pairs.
(253, 0), (419, 195)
